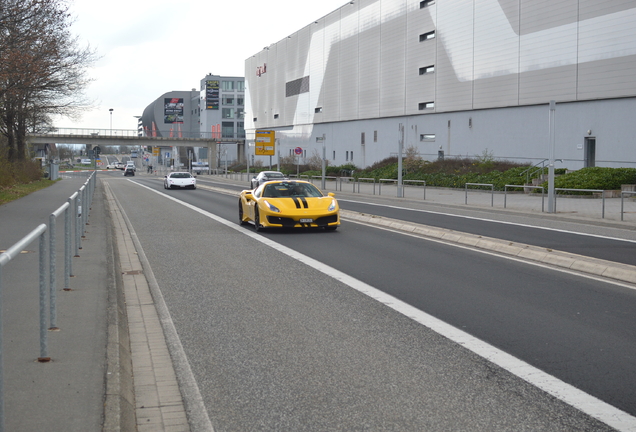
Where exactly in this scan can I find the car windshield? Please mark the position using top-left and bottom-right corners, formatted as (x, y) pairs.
(264, 172), (285, 179)
(262, 182), (323, 198)
(171, 173), (191, 178)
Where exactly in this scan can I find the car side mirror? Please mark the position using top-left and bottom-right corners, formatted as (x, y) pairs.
(328, 192), (335, 197)
(164, 175), (167, 178)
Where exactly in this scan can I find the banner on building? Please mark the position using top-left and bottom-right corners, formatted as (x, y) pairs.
(164, 98), (184, 123)
(206, 80), (220, 110)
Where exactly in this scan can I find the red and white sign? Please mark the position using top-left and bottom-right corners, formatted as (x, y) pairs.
(294, 147), (303, 155)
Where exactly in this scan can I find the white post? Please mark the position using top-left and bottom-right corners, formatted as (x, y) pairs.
(547, 100), (556, 213)
(397, 123), (404, 198)
(321, 134), (326, 190)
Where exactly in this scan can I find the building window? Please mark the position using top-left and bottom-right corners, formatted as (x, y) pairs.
(419, 65), (435, 75)
(333, 151), (336, 160)
(236, 81), (245, 91)
(419, 31), (436, 42)
(222, 108), (235, 118)
(253, 117), (257, 122)
(222, 96), (234, 105)
(237, 108), (244, 119)
(374, 131), (378, 142)
(420, 0), (434, 8)
(346, 151), (349, 161)
(315, 107), (323, 113)
(237, 97), (244, 106)
(221, 81), (235, 91)
(222, 122), (234, 138)
(361, 132), (365, 145)
(238, 122), (245, 138)
(420, 134), (436, 141)
(418, 101), (435, 110)
(274, 114), (279, 119)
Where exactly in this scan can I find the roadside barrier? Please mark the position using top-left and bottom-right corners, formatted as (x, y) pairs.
(0, 171), (95, 432)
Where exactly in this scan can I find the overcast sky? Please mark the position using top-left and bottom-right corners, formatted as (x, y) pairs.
(52, 0), (348, 132)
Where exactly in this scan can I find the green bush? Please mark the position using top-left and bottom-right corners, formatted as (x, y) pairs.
(540, 167), (636, 194)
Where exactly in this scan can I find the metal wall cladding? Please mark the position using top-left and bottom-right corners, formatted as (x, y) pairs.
(358, 0), (382, 119)
(245, 0), (636, 130)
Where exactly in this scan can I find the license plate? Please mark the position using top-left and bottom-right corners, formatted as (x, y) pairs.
(299, 218), (313, 223)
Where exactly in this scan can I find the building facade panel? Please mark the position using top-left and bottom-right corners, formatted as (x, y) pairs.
(338, 12), (359, 121)
(472, 0), (519, 109)
(244, 0), (636, 170)
(357, 0), (382, 119)
(379, 1), (407, 117)
(435, 0), (474, 111)
(405, 5), (436, 116)
(322, 11), (342, 123)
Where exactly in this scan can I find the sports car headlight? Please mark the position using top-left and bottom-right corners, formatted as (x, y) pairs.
(263, 200), (281, 213)
(328, 199), (337, 212)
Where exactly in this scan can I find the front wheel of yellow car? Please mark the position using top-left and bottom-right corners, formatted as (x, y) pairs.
(238, 200), (249, 226)
(254, 208), (262, 232)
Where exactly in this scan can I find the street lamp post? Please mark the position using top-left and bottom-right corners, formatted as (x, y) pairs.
(109, 108), (113, 135)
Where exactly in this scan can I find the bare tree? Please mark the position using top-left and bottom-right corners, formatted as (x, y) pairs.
(0, 0), (96, 161)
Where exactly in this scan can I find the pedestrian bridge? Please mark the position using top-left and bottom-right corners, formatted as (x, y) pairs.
(27, 127), (232, 147)
(27, 127), (246, 165)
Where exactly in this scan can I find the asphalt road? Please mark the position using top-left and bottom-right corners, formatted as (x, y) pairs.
(103, 173), (636, 430)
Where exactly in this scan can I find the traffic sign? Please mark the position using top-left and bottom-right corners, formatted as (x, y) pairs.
(255, 130), (275, 156)
(294, 147), (302, 155)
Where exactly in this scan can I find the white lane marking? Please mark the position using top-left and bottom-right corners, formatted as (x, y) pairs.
(338, 198), (636, 244)
(137, 182), (636, 431)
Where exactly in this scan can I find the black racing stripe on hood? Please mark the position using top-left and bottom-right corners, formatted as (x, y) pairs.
(291, 197), (301, 208)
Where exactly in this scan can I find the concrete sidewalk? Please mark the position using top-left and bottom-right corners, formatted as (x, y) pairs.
(0, 173), (110, 431)
(0, 173), (190, 432)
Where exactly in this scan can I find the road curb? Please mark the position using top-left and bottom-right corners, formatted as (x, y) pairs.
(341, 210), (636, 286)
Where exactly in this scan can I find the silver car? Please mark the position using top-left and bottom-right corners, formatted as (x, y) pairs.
(250, 171), (288, 189)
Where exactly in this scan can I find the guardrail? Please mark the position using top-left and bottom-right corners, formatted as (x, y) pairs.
(0, 172), (96, 432)
(621, 191), (636, 221)
(555, 188), (606, 218)
(504, 185), (545, 212)
(465, 183), (495, 207)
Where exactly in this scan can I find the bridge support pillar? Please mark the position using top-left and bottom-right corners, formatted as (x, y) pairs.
(207, 142), (217, 174)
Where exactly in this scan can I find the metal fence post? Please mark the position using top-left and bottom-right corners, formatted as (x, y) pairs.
(38, 231), (50, 362)
(48, 214), (58, 331)
(76, 192), (82, 253)
(0, 263), (4, 432)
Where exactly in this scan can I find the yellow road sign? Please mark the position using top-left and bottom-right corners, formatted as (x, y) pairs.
(255, 130), (275, 156)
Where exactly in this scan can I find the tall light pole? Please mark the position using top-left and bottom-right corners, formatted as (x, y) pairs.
(109, 108), (113, 135)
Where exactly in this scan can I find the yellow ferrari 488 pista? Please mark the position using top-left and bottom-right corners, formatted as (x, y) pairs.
(238, 180), (340, 231)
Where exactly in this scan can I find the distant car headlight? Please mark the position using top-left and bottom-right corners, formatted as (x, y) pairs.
(328, 199), (337, 212)
(263, 200), (281, 213)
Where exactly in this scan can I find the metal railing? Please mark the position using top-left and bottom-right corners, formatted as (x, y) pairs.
(621, 191), (636, 221)
(0, 172), (96, 432)
(555, 188), (606, 218)
(465, 183), (495, 207)
(504, 185), (545, 212)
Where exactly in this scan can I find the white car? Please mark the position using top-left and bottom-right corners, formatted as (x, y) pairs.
(106, 163), (117, 169)
(164, 172), (197, 190)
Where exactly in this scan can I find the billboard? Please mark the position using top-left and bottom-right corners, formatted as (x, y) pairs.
(205, 80), (220, 110)
(255, 130), (275, 156)
(164, 98), (184, 123)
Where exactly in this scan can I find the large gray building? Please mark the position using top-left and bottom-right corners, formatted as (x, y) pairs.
(140, 74), (246, 166)
(245, 0), (636, 170)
